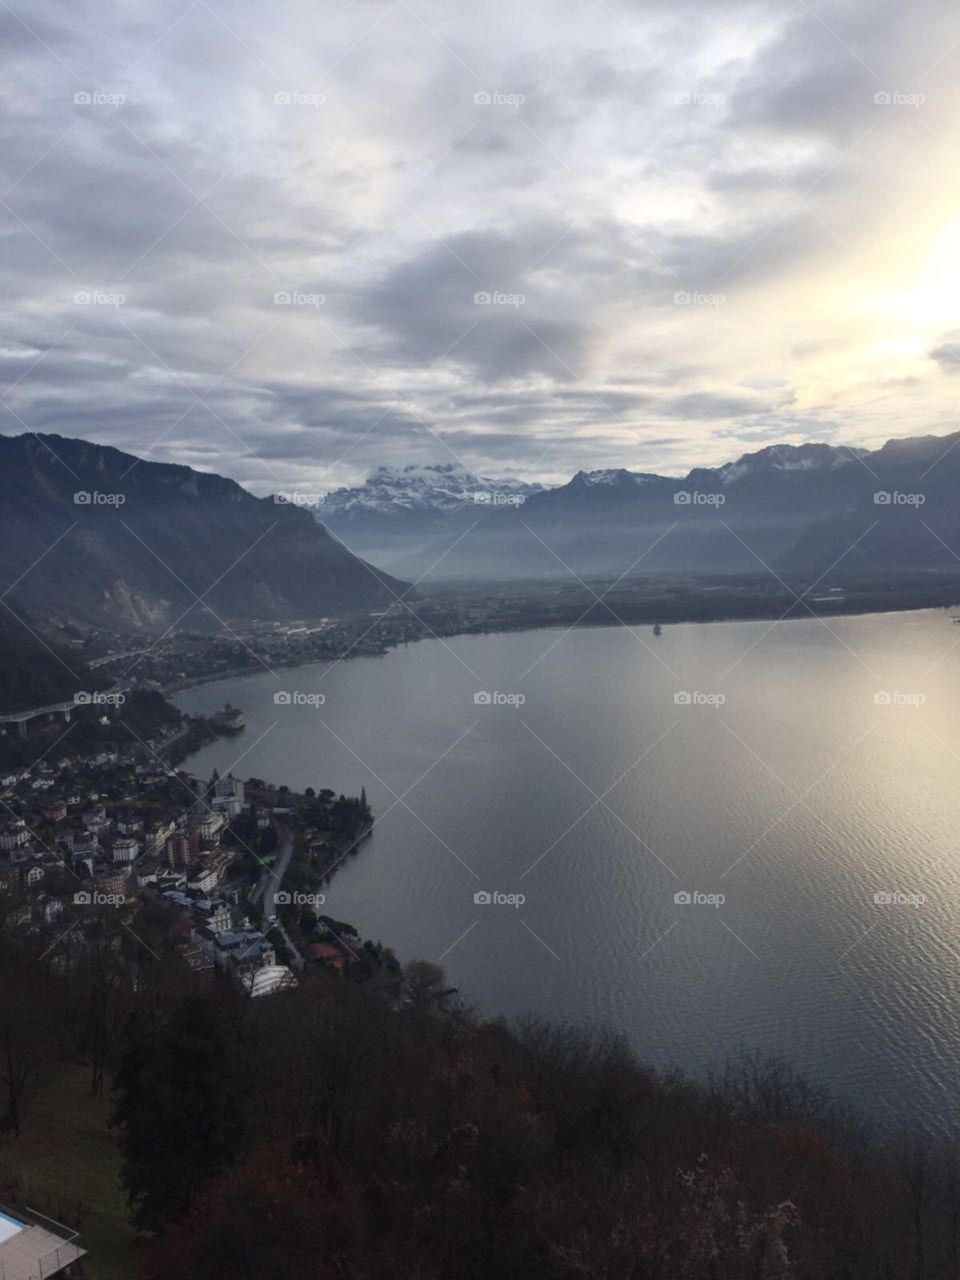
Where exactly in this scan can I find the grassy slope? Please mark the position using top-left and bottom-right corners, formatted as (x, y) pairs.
(0, 1063), (141, 1279)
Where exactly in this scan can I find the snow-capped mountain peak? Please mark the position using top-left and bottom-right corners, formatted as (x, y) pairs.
(571, 468), (664, 488)
(317, 462), (545, 519)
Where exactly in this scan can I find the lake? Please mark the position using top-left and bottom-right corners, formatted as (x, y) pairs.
(174, 608), (960, 1132)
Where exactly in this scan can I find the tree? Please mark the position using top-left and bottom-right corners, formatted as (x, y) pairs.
(114, 996), (246, 1232)
(0, 942), (59, 1132)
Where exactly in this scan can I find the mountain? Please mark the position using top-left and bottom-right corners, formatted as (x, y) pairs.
(318, 462), (544, 521)
(0, 619), (108, 714)
(315, 462), (545, 575)
(781, 430), (960, 576)
(312, 435), (960, 582)
(0, 434), (410, 630)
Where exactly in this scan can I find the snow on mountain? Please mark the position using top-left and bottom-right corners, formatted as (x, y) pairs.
(696, 443), (865, 488)
(572, 469), (666, 487)
(317, 462), (546, 519)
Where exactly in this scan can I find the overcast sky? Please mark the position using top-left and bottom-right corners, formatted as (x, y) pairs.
(2, 0), (959, 494)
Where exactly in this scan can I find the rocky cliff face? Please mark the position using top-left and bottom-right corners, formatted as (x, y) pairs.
(0, 434), (411, 629)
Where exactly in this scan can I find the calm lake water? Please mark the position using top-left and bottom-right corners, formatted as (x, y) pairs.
(175, 609), (960, 1132)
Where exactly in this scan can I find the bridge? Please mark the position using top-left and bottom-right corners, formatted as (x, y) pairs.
(0, 689), (129, 738)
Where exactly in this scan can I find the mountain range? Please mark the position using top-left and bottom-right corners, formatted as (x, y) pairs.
(3, 430), (960, 638)
(315, 437), (960, 581)
(0, 433), (409, 633)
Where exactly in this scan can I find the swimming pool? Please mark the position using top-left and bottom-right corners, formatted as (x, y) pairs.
(0, 1210), (24, 1244)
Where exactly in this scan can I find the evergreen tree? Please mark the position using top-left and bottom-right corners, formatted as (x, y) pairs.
(114, 996), (245, 1232)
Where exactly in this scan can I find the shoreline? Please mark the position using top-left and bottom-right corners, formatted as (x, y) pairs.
(163, 593), (960, 700)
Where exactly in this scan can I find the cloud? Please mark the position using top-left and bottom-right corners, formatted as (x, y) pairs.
(929, 331), (960, 375)
(0, 0), (956, 492)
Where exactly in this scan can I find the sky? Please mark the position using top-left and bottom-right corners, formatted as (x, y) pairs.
(2, 0), (960, 495)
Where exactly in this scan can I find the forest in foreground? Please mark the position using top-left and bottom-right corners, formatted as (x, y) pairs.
(0, 920), (957, 1280)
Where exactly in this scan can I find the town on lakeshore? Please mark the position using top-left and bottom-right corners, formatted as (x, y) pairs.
(0, 687), (389, 1001)
(62, 568), (960, 697)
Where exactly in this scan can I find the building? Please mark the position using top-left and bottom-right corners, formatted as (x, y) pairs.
(188, 865), (220, 894)
(0, 824), (29, 852)
(215, 773), (245, 801)
(166, 832), (199, 869)
(212, 705), (245, 732)
(24, 863), (46, 888)
(144, 818), (176, 852)
(111, 836), (138, 864)
(198, 812), (225, 843)
(81, 805), (108, 831)
(92, 869), (128, 898)
(212, 773), (245, 818)
(68, 830), (99, 856)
